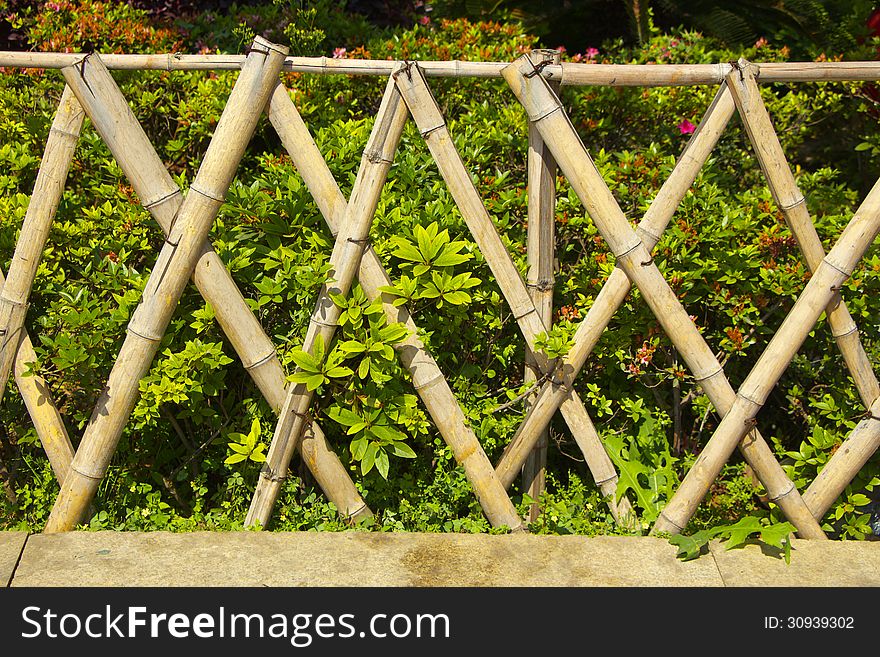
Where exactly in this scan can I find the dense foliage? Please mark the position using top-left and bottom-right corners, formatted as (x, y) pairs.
(0, 1), (878, 543)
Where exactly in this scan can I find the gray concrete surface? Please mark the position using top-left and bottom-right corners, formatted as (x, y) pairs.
(4, 531), (878, 586)
(710, 538), (880, 586)
(11, 531), (721, 587)
(0, 531), (27, 587)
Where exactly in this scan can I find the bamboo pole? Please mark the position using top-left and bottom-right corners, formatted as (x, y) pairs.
(494, 84), (735, 488)
(267, 83), (524, 530)
(0, 265), (75, 482)
(522, 49), (560, 523)
(59, 52), (370, 521)
(503, 53), (826, 539)
(651, 178), (880, 535)
(394, 62), (631, 522)
(728, 60), (880, 410)
(2, 52), (880, 84)
(44, 37), (288, 533)
(802, 397), (880, 519)
(0, 85), (83, 404)
(246, 74), (409, 529)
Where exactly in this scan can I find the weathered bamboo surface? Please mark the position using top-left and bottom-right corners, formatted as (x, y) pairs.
(0, 85), (83, 405)
(0, 265), (74, 483)
(727, 60), (880, 410)
(503, 53), (826, 539)
(395, 62), (631, 522)
(246, 75), (411, 529)
(523, 49), (560, 523)
(267, 83), (525, 530)
(54, 51), (369, 521)
(44, 37), (288, 532)
(494, 83), (735, 489)
(654, 177), (880, 535)
(2, 52), (880, 84)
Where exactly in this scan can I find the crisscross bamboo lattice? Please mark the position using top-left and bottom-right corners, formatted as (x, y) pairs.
(1, 40), (879, 537)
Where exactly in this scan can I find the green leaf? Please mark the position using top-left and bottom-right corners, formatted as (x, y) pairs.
(358, 357), (371, 379)
(224, 453), (248, 465)
(722, 516), (766, 550)
(326, 365), (354, 378)
(229, 442), (251, 455)
(327, 407), (363, 427)
(361, 442), (378, 475)
(668, 530), (715, 561)
(375, 448), (390, 479)
(371, 424), (407, 443)
(290, 349), (320, 372)
(392, 442), (417, 458)
(305, 373), (326, 391)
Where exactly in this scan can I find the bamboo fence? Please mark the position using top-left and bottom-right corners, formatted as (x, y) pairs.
(0, 44), (877, 537)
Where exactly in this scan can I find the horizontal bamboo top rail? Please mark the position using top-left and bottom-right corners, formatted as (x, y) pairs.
(1, 52), (880, 85)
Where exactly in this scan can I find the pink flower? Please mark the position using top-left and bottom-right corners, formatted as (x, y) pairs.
(585, 47), (599, 59)
(45, 2), (61, 9)
(755, 37), (768, 48)
(677, 119), (696, 135)
(555, 45), (567, 54)
(419, 15), (430, 25)
(332, 47), (346, 59)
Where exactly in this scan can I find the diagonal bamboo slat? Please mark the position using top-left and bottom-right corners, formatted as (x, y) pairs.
(394, 62), (633, 522)
(267, 83), (526, 530)
(246, 75), (413, 529)
(502, 53), (826, 538)
(57, 51), (370, 521)
(493, 84), (737, 489)
(45, 37), (289, 532)
(0, 86), (84, 406)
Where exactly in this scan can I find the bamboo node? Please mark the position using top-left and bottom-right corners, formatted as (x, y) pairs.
(831, 324), (858, 339)
(49, 126), (82, 140)
(512, 304), (537, 321)
(143, 188), (181, 210)
(694, 366), (724, 383)
(636, 225), (663, 245)
(640, 257), (653, 267)
(594, 473), (618, 486)
(780, 196), (806, 211)
(346, 236), (371, 249)
(311, 317), (338, 329)
(419, 121), (446, 139)
(656, 511), (685, 532)
(127, 324), (164, 343)
(613, 241), (641, 261)
(341, 501), (369, 521)
(767, 482), (796, 503)
(365, 149), (394, 164)
(413, 370), (445, 392)
(244, 350), (276, 371)
(189, 184), (226, 204)
(69, 463), (105, 481)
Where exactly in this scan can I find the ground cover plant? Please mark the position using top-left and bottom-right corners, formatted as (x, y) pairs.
(0, 1), (878, 547)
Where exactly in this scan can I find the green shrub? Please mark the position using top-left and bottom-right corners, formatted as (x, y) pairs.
(0, 3), (877, 541)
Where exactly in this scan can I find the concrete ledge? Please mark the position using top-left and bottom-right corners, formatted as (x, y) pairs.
(6, 531), (879, 587)
(710, 538), (880, 586)
(11, 531), (722, 587)
(0, 532), (27, 587)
